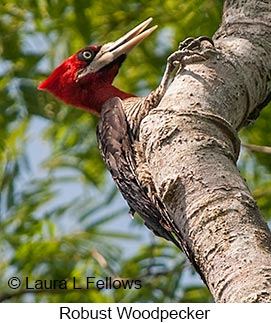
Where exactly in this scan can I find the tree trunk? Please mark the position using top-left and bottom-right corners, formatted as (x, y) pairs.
(141, 0), (271, 302)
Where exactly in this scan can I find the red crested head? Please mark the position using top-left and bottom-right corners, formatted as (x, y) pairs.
(38, 18), (157, 115)
(38, 46), (129, 115)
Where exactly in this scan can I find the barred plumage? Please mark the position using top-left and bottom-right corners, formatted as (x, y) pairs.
(97, 94), (206, 279)
(97, 97), (183, 248)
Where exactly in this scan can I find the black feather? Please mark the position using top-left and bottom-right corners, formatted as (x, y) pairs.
(97, 97), (205, 282)
(97, 97), (182, 247)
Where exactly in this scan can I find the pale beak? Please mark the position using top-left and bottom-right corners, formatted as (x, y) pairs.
(77, 17), (157, 79)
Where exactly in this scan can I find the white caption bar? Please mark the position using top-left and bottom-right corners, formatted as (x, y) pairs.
(0, 303), (269, 322)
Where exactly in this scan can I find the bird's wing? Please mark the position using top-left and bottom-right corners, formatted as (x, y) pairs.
(97, 97), (207, 281)
(97, 97), (182, 248)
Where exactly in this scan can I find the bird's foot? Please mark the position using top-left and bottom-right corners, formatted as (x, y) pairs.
(158, 36), (214, 93)
(178, 36), (214, 51)
(168, 36), (214, 68)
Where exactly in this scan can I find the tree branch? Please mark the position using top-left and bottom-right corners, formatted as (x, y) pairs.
(141, 0), (271, 302)
(242, 143), (271, 154)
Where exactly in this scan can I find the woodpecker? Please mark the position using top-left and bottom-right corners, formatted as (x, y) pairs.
(38, 18), (214, 267)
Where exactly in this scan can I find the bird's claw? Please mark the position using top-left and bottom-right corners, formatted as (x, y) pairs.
(178, 36), (214, 51)
(158, 36), (214, 93)
(167, 36), (214, 68)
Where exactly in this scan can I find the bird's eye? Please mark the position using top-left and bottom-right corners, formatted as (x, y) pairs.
(78, 49), (95, 63)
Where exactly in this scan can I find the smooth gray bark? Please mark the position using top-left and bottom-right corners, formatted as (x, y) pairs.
(141, 0), (271, 302)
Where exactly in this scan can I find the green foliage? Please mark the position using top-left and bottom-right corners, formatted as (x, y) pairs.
(239, 104), (271, 219)
(3, 0), (269, 304)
